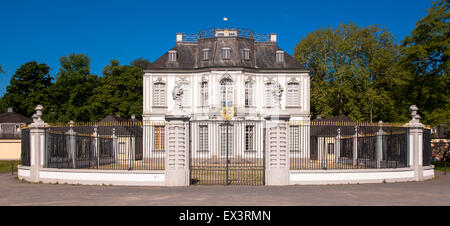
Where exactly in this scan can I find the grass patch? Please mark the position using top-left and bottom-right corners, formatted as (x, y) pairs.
(0, 160), (20, 174)
(433, 162), (449, 172)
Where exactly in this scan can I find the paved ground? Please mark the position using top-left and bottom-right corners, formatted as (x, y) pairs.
(0, 171), (449, 206)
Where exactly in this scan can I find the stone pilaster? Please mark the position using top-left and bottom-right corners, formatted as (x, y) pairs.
(265, 114), (290, 186)
(352, 126), (358, 166)
(376, 121), (384, 169)
(164, 114), (190, 186)
(28, 105), (48, 183)
(405, 105), (424, 181)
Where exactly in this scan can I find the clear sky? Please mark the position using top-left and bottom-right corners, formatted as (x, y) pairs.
(0, 0), (433, 95)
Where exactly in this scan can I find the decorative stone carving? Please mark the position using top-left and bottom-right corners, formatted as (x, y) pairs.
(172, 83), (184, 112)
(272, 81), (283, 108)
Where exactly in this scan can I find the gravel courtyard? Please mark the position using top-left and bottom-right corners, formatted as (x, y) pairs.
(0, 171), (449, 206)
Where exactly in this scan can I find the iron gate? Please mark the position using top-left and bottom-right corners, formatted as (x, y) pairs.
(189, 120), (265, 185)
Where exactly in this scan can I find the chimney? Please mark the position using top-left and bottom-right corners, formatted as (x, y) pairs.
(317, 115), (322, 119)
(116, 113), (120, 118)
(7, 107), (13, 113)
(270, 33), (277, 42)
(131, 114), (135, 120)
(176, 33), (183, 42)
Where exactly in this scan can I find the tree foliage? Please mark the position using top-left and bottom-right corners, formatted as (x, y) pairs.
(294, 22), (405, 122)
(86, 60), (143, 121)
(44, 53), (100, 122)
(0, 61), (53, 116)
(398, 0), (449, 126)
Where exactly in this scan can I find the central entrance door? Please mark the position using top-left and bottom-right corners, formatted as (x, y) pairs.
(189, 120), (265, 186)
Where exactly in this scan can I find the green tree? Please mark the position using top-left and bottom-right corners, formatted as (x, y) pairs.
(130, 57), (151, 71)
(0, 61), (52, 116)
(86, 60), (143, 121)
(398, 0), (449, 126)
(294, 22), (405, 122)
(46, 53), (99, 122)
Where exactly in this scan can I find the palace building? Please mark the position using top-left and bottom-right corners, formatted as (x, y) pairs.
(142, 28), (310, 163)
(142, 28), (310, 121)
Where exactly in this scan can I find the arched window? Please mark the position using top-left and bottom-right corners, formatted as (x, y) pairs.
(287, 82), (300, 106)
(153, 81), (166, 106)
(220, 78), (233, 107)
(245, 81), (254, 107)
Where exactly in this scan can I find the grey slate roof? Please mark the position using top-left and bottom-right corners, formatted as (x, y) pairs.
(0, 111), (32, 124)
(146, 36), (307, 71)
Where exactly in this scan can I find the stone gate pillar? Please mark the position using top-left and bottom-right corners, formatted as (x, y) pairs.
(28, 105), (48, 183)
(265, 114), (290, 186)
(405, 105), (425, 181)
(164, 114), (190, 186)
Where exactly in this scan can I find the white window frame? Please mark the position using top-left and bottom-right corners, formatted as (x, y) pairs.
(287, 82), (300, 107)
(179, 81), (190, 107)
(245, 81), (254, 107)
(198, 125), (208, 152)
(241, 48), (250, 60)
(264, 82), (274, 107)
(200, 81), (208, 107)
(220, 78), (233, 107)
(202, 48), (211, 61)
(153, 81), (167, 106)
(168, 50), (177, 62)
(222, 48), (231, 59)
(276, 50), (284, 62)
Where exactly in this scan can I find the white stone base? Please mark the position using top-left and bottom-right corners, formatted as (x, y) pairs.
(18, 166), (165, 186)
(290, 167), (435, 185)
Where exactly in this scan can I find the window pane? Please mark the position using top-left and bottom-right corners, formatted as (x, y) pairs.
(220, 78), (233, 107)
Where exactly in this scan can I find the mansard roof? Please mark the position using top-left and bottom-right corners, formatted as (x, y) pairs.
(145, 28), (307, 72)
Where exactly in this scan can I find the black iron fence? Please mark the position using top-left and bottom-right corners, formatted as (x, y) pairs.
(43, 122), (164, 170)
(289, 122), (409, 170)
(20, 128), (30, 166)
(423, 129), (432, 166)
(189, 120), (265, 186)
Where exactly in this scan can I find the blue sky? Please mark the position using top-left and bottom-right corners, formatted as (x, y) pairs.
(0, 0), (433, 95)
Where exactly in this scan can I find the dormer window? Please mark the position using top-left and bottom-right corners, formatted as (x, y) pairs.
(168, 50), (177, 62)
(202, 48), (211, 61)
(276, 50), (284, 62)
(222, 48), (231, 59)
(241, 48), (250, 60)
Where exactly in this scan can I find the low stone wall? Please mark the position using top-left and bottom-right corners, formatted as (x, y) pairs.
(289, 166), (434, 185)
(18, 166), (165, 186)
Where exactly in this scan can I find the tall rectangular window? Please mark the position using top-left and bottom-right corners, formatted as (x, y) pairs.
(200, 81), (208, 106)
(153, 82), (166, 106)
(220, 124), (233, 156)
(153, 126), (165, 151)
(245, 125), (255, 152)
(180, 82), (190, 107)
(290, 125), (300, 152)
(245, 81), (254, 107)
(199, 125), (208, 152)
(287, 82), (300, 106)
(265, 82), (274, 107)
